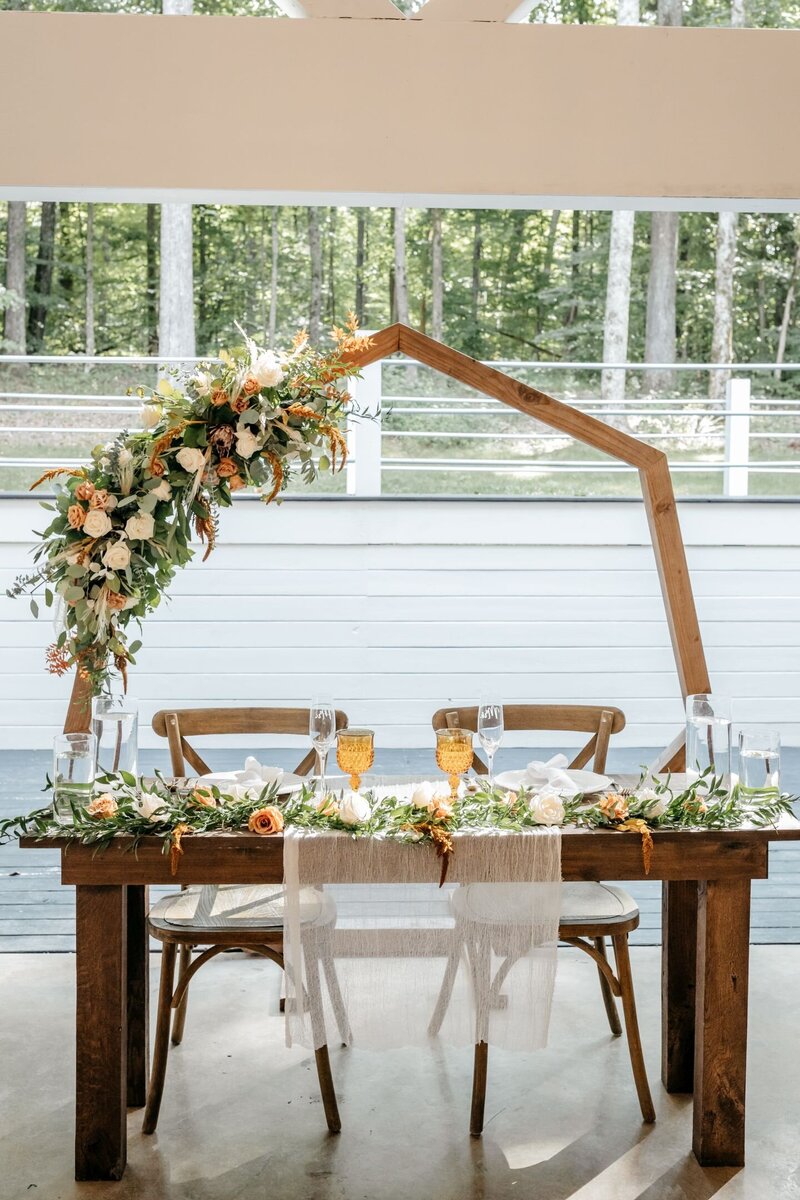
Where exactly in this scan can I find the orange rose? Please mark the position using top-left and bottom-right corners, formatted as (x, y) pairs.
(216, 457), (238, 478)
(228, 474), (246, 492)
(191, 786), (216, 809)
(149, 458), (166, 477)
(431, 801), (453, 820)
(75, 481), (95, 502)
(86, 793), (118, 819)
(248, 806), (285, 835)
(316, 796), (340, 817)
(242, 375), (260, 396)
(89, 488), (109, 510)
(210, 388), (229, 407)
(67, 504), (86, 529)
(231, 393), (251, 414)
(105, 589), (127, 611)
(599, 793), (629, 821)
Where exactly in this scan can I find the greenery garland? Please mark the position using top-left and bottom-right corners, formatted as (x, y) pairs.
(2, 768), (793, 882)
(6, 318), (371, 694)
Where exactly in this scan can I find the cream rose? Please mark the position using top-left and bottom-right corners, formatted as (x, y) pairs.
(635, 787), (668, 818)
(135, 792), (167, 821)
(175, 446), (206, 474)
(252, 350), (285, 389)
(151, 479), (172, 501)
(83, 509), (112, 538)
(338, 791), (371, 826)
(125, 511), (155, 541)
(528, 786), (566, 826)
(141, 404), (161, 430)
(235, 428), (263, 460)
(191, 371), (212, 397)
(102, 541), (131, 571)
(410, 781), (436, 809)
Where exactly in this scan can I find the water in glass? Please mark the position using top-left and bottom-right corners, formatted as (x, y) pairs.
(738, 728), (780, 797)
(685, 694), (732, 783)
(93, 693), (138, 778)
(53, 732), (97, 825)
(477, 700), (504, 785)
(310, 699), (336, 790)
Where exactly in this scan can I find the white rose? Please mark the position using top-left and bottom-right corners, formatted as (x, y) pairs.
(141, 404), (161, 430)
(410, 781), (436, 809)
(83, 509), (112, 538)
(152, 479), (172, 501)
(635, 787), (668, 818)
(175, 446), (206, 474)
(135, 792), (167, 821)
(235, 429), (263, 460)
(191, 371), (212, 397)
(102, 541), (131, 571)
(103, 494), (118, 511)
(252, 350), (285, 389)
(117, 448), (133, 466)
(125, 511), (155, 541)
(528, 785), (566, 827)
(338, 791), (371, 826)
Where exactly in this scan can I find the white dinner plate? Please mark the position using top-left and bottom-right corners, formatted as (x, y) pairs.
(196, 770), (305, 796)
(494, 768), (612, 795)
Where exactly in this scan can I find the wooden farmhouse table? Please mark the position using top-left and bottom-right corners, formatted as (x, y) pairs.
(20, 799), (800, 1182)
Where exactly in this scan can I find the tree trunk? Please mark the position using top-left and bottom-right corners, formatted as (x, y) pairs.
(327, 208), (337, 325)
(644, 211), (679, 391)
(145, 204), (159, 355)
(85, 203), (95, 358)
(159, 203), (195, 358)
(565, 211), (581, 332)
(3, 201), (26, 352)
(393, 206), (409, 326)
(431, 208), (443, 342)
(536, 209), (561, 335)
(355, 209), (367, 326)
(602, 212), (636, 404)
(775, 223), (800, 380)
(27, 202), (58, 352)
(197, 206), (208, 347)
(471, 210), (482, 334)
(269, 207), (279, 347)
(308, 208), (322, 346)
(710, 212), (737, 400)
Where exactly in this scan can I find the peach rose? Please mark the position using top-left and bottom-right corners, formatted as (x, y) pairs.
(149, 457), (166, 477)
(216, 457), (238, 478)
(248, 806), (285, 835)
(105, 589), (127, 611)
(75, 481), (95, 502)
(67, 504), (86, 530)
(191, 786), (216, 809)
(89, 488), (109, 510)
(316, 795), (340, 817)
(599, 793), (629, 821)
(210, 388), (229, 407)
(228, 474), (246, 492)
(432, 801), (453, 820)
(86, 793), (118, 819)
(242, 375), (261, 396)
(231, 393), (251, 414)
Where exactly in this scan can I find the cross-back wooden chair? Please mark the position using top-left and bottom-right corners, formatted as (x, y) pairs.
(142, 705), (350, 1138)
(428, 703), (654, 1135)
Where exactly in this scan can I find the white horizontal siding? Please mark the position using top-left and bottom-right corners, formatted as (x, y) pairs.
(1, 497), (798, 750)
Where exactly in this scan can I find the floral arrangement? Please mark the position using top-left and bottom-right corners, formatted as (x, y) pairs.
(2, 768), (793, 883)
(7, 318), (371, 694)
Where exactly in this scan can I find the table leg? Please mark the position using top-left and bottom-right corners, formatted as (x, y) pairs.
(692, 877), (751, 1168)
(126, 885), (150, 1108)
(661, 879), (698, 1092)
(75, 885), (128, 1181)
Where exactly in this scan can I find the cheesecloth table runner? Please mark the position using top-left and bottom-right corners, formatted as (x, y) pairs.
(283, 826), (561, 1053)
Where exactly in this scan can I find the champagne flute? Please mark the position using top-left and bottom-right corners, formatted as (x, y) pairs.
(309, 699), (336, 793)
(478, 699), (504, 787)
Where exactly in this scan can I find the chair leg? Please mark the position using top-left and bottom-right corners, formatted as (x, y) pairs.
(470, 1041), (489, 1137)
(593, 936), (622, 1037)
(171, 943), (192, 1046)
(304, 937), (341, 1133)
(467, 930), (492, 1137)
(314, 1045), (342, 1135)
(612, 933), (656, 1124)
(428, 937), (462, 1037)
(142, 942), (177, 1135)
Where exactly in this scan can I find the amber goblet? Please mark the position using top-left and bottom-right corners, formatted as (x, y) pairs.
(336, 728), (375, 792)
(435, 727), (473, 800)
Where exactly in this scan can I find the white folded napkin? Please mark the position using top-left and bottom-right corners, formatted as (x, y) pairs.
(200, 756), (284, 796)
(521, 753), (579, 797)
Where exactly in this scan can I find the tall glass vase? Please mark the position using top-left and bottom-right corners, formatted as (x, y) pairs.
(93, 684), (138, 780)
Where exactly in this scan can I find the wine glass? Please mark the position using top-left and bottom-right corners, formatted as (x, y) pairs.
(309, 699), (336, 792)
(336, 729), (375, 792)
(477, 699), (504, 787)
(435, 727), (473, 801)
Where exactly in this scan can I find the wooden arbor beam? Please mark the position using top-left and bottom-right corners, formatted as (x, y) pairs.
(64, 324), (709, 768)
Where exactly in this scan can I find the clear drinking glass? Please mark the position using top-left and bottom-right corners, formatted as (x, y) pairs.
(53, 732), (97, 824)
(310, 699), (336, 792)
(93, 692), (138, 778)
(686, 694), (732, 784)
(738, 728), (781, 798)
(477, 699), (504, 787)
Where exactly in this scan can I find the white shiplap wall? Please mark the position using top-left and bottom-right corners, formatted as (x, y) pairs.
(1, 497), (799, 749)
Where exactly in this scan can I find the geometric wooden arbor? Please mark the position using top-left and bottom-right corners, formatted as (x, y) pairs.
(65, 322), (710, 768)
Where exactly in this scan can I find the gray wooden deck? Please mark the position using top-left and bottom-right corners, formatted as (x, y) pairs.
(2, 747), (799, 951)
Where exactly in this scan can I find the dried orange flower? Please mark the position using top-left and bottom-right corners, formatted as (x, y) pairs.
(228, 474), (246, 492)
(46, 643), (72, 676)
(86, 793), (118, 819)
(75, 481), (95, 502)
(105, 589), (127, 611)
(67, 504), (86, 529)
(210, 388), (229, 407)
(248, 806), (285, 835)
(216, 457), (238, 478)
(231, 393), (251, 414)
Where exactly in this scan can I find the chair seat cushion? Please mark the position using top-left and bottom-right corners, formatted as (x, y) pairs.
(452, 882), (638, 926)
(150, 884), (334, 931)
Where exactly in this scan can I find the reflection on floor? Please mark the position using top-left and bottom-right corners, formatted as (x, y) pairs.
(2, 747), (799, 951)
(1, 947), (798, 1200)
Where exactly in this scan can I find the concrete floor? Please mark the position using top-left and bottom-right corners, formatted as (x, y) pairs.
(2, 948), (800, 1200)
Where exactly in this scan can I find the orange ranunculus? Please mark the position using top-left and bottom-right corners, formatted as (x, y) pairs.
(67, 504), (86, 530)
(248, 806), (285, 835)
(231, 393), (251, 414)
(228, 474), (246, 492)
(210, 388), (229, 407)
(242, 374), (260, 396)
(89, 488), (109, 510)
(216, 457), (238, 478)
(75, 481), (95, 502)
(105, 589), (127, 611)
(191, 786), (216, 809)
(599, 793), (629, 821)
(86, 793), (118, 819)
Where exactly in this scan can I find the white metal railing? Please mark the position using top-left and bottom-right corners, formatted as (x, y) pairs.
(1, 353), (799, 498)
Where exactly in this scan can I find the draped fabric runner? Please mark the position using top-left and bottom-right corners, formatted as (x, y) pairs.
(283, 826), (562, 1054)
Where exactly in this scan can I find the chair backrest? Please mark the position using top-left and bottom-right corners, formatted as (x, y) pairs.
(430, 704), (625, 775)
(151, 707), (350, 778)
